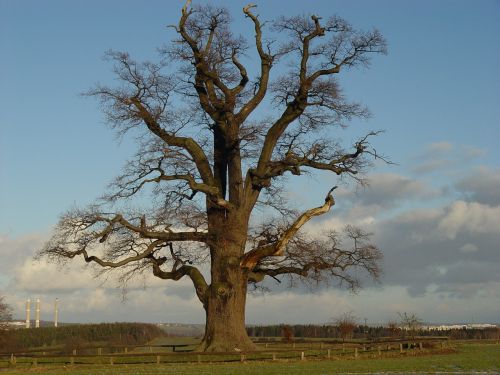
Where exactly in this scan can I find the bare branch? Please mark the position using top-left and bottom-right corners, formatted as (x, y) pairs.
(126, 98), (215, 184)
(251, 225), (382, 291)
(250, 132), (382, 187)
(148, 254), (208, 305)
(248, 15), (387, 193)
(236, 4), (273, 123)
(241, 187), (337, 269)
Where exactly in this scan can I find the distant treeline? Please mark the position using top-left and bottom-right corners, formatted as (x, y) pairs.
(247, 324), (500, 340)
(248, 324), (403, 339)
(0, 322), (165, 351)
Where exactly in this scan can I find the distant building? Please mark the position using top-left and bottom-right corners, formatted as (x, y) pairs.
(1, 321), (26, 329)
(422, 323), (498, 331)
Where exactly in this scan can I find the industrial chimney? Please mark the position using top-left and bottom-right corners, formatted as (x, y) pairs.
(54, 298), (59, 327)
(25, 298), (30, 329)
(35, 298), (40, 328)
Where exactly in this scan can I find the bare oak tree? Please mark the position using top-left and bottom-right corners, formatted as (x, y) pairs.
(398, 312), (422, 339)
(0, 296), (13, 348)
(0, 296), (12, 329)
(39, 1), (386, 351)
(333, 311), (358, 342)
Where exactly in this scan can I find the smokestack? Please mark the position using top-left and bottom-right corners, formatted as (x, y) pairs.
(54, 298), (59, 328)
(35, 298), (40, 328)
(25, 299), (31, 329)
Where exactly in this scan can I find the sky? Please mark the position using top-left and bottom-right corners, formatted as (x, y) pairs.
(1, 0), (499, 325)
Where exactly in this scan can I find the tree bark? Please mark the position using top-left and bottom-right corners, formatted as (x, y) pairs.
(198, 269), (255, 352)
(199, 211), (257, 352)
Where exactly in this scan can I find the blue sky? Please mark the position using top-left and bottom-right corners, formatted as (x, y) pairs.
(1, 0), (499, 325)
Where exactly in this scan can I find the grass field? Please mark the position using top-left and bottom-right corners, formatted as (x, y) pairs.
(1, 341), (499, 374)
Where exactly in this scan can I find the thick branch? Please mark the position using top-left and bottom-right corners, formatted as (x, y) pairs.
(253, 133), (378, 183)
(94, 214), (208, 242)
(241, 187), (337, 269)
(230, 49), (249, 95)
(249, 18), (329, 187)
(127, 98), (214, 186)
(236, 4), (272, 123)
(63, 236), (209, 306)
(113, 168), (232, 209)
(299, 15), (325, 83)
(248, 18), (386, 198)
(249, 226), (382, 290)
(150, 258), (208, 305)
(177, 3), (232, 102)
(66, 239), (165, 268)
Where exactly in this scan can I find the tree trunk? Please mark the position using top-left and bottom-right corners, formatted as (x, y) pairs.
(198, 236), (256, 352)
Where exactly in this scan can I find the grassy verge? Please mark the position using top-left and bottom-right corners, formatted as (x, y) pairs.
(0, 341), (498, 374)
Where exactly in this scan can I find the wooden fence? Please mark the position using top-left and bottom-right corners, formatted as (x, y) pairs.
(0, 339), (449, 368)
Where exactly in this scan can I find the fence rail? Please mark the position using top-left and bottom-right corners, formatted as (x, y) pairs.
(0, 339), (450, 368)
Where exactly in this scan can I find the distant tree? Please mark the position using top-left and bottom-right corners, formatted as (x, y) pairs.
(5, 322), (164, 351)
(38, 1), (386, 351)
(281, 324), (294, 343)
(489, 327), (500, 340)
(386, 320), (400, 338)
(398, 312), (422, 339)
(334, 311), (357, 341)
(0, 296), (13, 348)
(0, 296), (12, 328)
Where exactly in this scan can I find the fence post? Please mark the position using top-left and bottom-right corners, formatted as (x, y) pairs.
(156, 355), (160, 364)
(124, 347), (128, 354)
(327, 349), (331, 359)
(419, 342), (423, 350)
(300, 352), (305, 361)
(70, 357), (74, 365)
(240, 354), (246, 362)
(265, 343), (268, 348)
(342, 343), (345, 352)
(149, 346), (153, 353)
(293, 342), (296, 349)
(400, 343), (403, 353)
(72, 349), (77, 355)
(378, 346), (381, 356)
(110, 357), (114, 365)
(98, 347), (102, 356)
(272, 353), (276, 361)
(355, 347), (358, 358)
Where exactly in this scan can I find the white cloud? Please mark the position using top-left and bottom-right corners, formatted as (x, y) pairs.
(463, 146), (486, 158)
(427, 141), (453, 153)
(247, 284), (500, 324)
(2, 157), (500, 325)
(346, 173), (439, 207)
(456, 166), (500, 205)
(437, 201), (500, 239)
(0, 233), (47, 269)
(459, 243), (479, 254)
(12, 258), (97, 292)
(412, 159), (452, 174)
(411, 142), (486, 175)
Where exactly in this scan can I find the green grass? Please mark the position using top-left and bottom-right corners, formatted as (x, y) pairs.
(1, 341), (498, 374)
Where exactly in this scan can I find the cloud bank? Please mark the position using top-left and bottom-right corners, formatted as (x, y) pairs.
(1, 144), (499, 325)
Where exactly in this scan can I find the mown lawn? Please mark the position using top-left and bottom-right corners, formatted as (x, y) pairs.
(1, 341), (498, 374)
